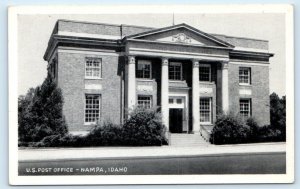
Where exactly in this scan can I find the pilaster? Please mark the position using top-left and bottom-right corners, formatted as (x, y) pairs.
(161, 58), (169, 130)
(192, 60), (200, 134)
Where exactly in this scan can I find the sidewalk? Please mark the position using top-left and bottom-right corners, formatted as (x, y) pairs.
(19, 142), (286, 162)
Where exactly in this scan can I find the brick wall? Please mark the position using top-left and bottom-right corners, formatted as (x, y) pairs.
(58, 20), (121, 36)
(57, 50), (122, 132)
(228, 62), (270, 126)
(213, 34), (268, 50)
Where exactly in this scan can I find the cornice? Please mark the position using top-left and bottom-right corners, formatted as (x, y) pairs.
(43, 34), (120, 61)
(230, 50), (274, 58)
(125, 39), (234, 51)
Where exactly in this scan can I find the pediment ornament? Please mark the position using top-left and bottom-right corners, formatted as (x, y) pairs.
(172, 33), (192, 43)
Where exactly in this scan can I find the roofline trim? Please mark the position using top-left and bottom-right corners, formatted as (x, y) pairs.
(211, 33), (269, 42)
(126, 38), (234, 51)
(124, 23), (235, 48)
(57, 19), (155, 29)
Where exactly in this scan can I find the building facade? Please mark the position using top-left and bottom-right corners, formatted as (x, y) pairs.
(44, 20), (273, 139)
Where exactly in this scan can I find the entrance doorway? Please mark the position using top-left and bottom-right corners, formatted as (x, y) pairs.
(168, 96), (186, 133)
(169, 108), (183, 133)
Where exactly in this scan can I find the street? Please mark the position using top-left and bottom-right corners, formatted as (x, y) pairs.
(19, 152), (286, 175)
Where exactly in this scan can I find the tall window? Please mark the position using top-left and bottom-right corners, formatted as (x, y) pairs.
(199, 65), (211, 82)
(169, 62), (182, 80)
(240, 99), (251, 118)
(239, 67), (251, 85)
(85, 95), (100, 124)
(200, 98), (211, 123)
(85, 57), (101, 79)
(137, 95), (152, 109)
(136, 60), (151, 79)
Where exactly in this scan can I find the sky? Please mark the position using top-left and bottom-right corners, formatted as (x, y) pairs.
(18, 13), (286, 96)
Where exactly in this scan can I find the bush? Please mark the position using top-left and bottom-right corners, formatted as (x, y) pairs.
(256, 125), (285, 142)
(33, 134), (86, 147)
(26, 108), (168, 147)
(210, 114), (251, 145)
(18, 74), (68, 143)
(122, 107), (167, 146)
(210, 113), (286, 145)
(246, 117), (259, 141)
(84, 121), (123, 146)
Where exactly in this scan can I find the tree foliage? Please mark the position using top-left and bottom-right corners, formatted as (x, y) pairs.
(122, 107), (167, 146)
(18, 74), (68, 143)
(269, 92), (286, 139)
(209, 114), (251, 144)
(29, 107), (167, 147)
(210, 93), (286, 145)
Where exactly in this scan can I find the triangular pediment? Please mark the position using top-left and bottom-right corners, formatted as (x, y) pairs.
(125, 23), (234, 48)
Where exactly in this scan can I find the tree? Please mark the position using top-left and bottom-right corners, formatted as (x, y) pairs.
(18, 88), (35, 141)
(18, 74), (68, 143)
(269, 92), (286, 139)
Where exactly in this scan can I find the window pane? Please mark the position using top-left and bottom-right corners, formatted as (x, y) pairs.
(169, 63), (182, 80)
(138, 96), (152, 109)
(200, 98), (211, 123)
(85, 58), (101, 78)
(239, 67), (250, 84)
(85, 95), (100, 123)
(176, 99), (182, 104)
(240, 99), (251, 118)
(199, 66), (210, 81)
(136, 61), (151, 79)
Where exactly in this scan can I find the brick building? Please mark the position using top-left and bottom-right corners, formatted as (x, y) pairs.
(44, 20), (273, 140)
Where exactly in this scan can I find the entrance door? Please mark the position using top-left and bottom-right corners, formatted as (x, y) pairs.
(169, 108), (183, 133)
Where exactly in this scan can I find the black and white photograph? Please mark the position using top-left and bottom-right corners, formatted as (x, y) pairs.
(8, 4), (294, 185)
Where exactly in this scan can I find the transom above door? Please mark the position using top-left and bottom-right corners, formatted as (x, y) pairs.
(168, 96), (185, 109)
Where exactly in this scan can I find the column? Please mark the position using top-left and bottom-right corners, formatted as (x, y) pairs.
(161, 58), (169, 131)
(192, 60), (200, 134)
(127, 56), (136, 112)
(221, 62), (229, 114)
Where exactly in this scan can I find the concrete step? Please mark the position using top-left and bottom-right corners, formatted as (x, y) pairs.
(169, 134), (209, 146)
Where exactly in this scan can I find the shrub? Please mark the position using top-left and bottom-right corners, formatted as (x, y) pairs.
(33, 134), (86, 147)
(246, 117), (259, 141)
(18, 74), (68, 143)
(210, 114), (251, 145)
(257, 125), (285, 142)
(210, 113), (286, 145)
(84, 121), (123, 146)
(28, 108), (168, 147)
(122, 107), (167, 146)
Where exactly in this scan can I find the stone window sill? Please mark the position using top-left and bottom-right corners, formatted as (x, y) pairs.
(84, 123), (97, 126)
(199, 81), (215, 85)
(169, 80), (186, 83)
(239, 83), (252, 87)
(85, 77), (102, 80)
(136, 79), (154, 82)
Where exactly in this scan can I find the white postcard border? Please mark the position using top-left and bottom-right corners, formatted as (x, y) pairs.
(8, 4), (294, 185)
